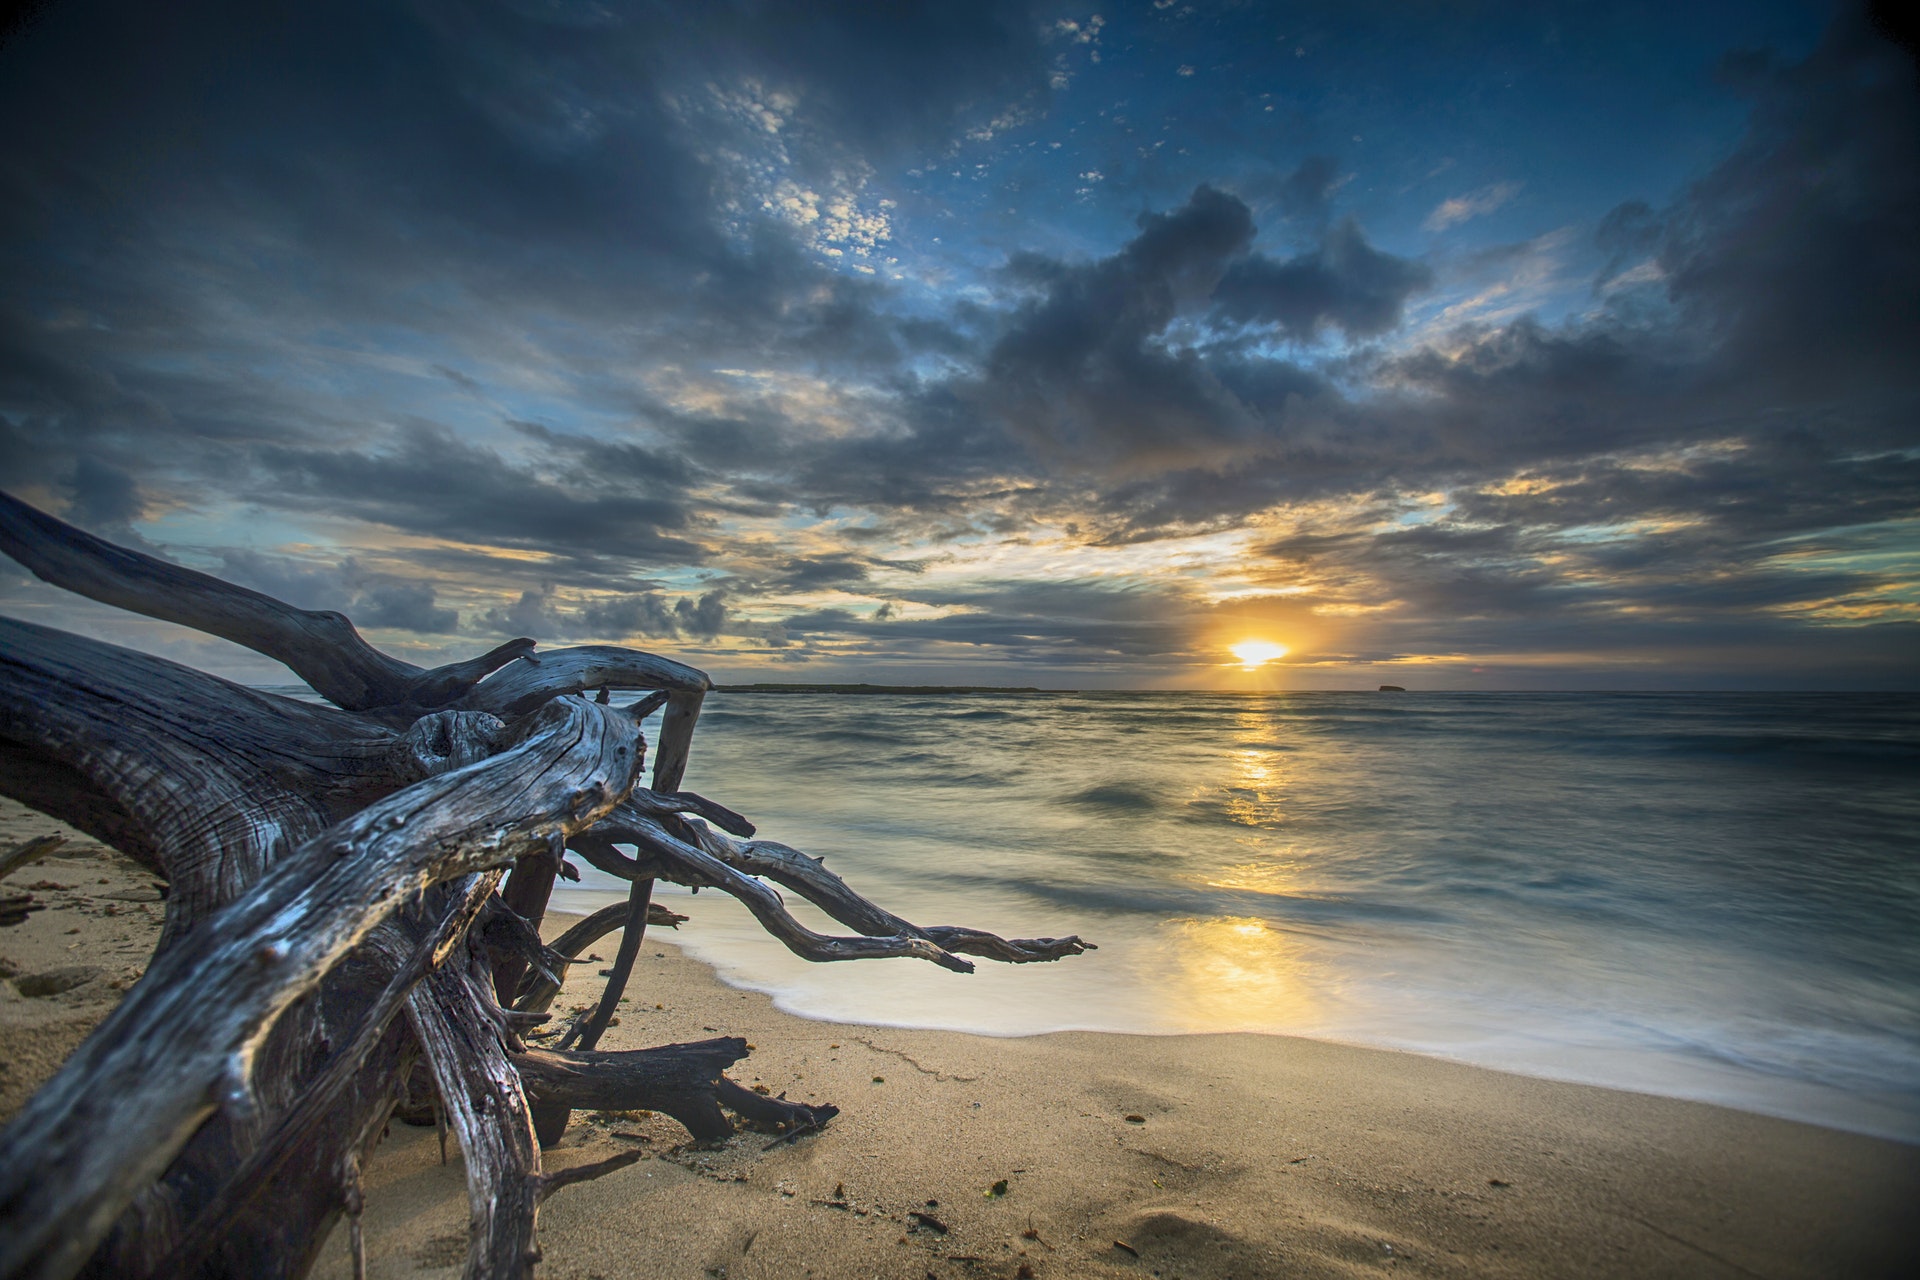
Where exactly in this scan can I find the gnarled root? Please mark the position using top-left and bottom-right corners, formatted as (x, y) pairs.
(515, 1037), (837, 1144)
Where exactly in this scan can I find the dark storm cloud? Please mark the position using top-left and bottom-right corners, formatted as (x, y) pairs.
(467, 581), (728, 642)
(781, 382), (1033, 519)
(255, 423), (708, 561)
(678, 590), (728, 640)
(213, 550), (362, 613)
(353, 580), (462, 633)
(66, 457), (145, 532)
(698, 549), (923, 598)
(1273, 156), (1342, 223)
(217, 549), (461, 633)
(1447, 437), (1920, 543)
(1212, 219), (1432, 342)
(772, 557), (872, 590)
(0, 0), (1053, 508)
(973, 185), (1424, 473)
(0, 0), (1049, 277)
(579, 588), (727, 641)
(692, 0), (1049, 154)
(982, 184), (1261, 467)
(507, 421), (700, 494)
(1296, 12), (1919, 617)
(477, 586), (564, 639)
(1648, 14), (1920, 396)
(765, 183), (1423, 517)
(1378, 320), (1686, 460)
(1054, 11), (1918, 545)
(899, 579), (1185, 623)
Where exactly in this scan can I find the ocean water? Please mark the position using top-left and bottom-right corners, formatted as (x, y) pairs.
(538, 690), (1920, 1142)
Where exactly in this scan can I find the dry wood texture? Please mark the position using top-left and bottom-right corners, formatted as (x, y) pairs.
(0, 490), (1088, 1280)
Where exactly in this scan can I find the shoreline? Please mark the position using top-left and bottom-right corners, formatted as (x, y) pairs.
(5, 804), (1916, 1277)
(329, 909), (1920, 1279)
(549, 883), (1920, 1148)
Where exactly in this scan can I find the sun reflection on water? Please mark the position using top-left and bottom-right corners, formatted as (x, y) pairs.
(1160, 915), (1325, 1031)
(1204, 708), (1292, 830)
(1206, 859), (1306, 895)
(1150, 704), (1335, 1032)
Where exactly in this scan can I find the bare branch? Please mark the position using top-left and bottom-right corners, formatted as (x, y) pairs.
(453, 648), (709, 716)
(648, 689), (704, 793)
(711, 1077), (836, 1133)
(596, 810), (976, 973)
(567, 876), (651, 1053)
(621, 787), (755, 837)
(450, 656), (706, 800)
(512, 900), (685, 1017)
(0, 489), (532, 717)
(687, 824), (1093, 963)
(479, 894), (570, 997)
(515, 1039), (733, 1142)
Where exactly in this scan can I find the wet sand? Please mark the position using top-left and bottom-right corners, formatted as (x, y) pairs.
(3, 799), (1914, 1278)
(313, 909), (1919, 1280)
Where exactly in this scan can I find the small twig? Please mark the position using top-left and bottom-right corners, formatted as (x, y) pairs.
(536, 1150), (643, 1203)
(762, 1115), (828, 1151)
(1021, 1217), (1056, 1250)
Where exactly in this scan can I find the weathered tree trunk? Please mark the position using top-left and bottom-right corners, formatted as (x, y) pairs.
(0, 490), (1088, 1280)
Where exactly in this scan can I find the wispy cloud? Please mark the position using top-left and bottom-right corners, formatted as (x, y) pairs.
(1423, 180), (1524, 232)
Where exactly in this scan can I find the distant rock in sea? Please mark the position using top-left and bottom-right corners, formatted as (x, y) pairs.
(1378, 684), (1407, 692)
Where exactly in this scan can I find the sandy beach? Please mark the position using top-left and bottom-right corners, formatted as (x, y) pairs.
(4, 800), (1915, 1280)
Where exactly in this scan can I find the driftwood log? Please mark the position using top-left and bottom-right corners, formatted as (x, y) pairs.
(0, 489), (1091, 1280)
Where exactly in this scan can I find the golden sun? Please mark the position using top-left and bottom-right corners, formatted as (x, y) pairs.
(1229, 639), (1289, 670)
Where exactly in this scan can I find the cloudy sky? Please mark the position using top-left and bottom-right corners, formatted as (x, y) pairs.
(2, 0), (1915, 689)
